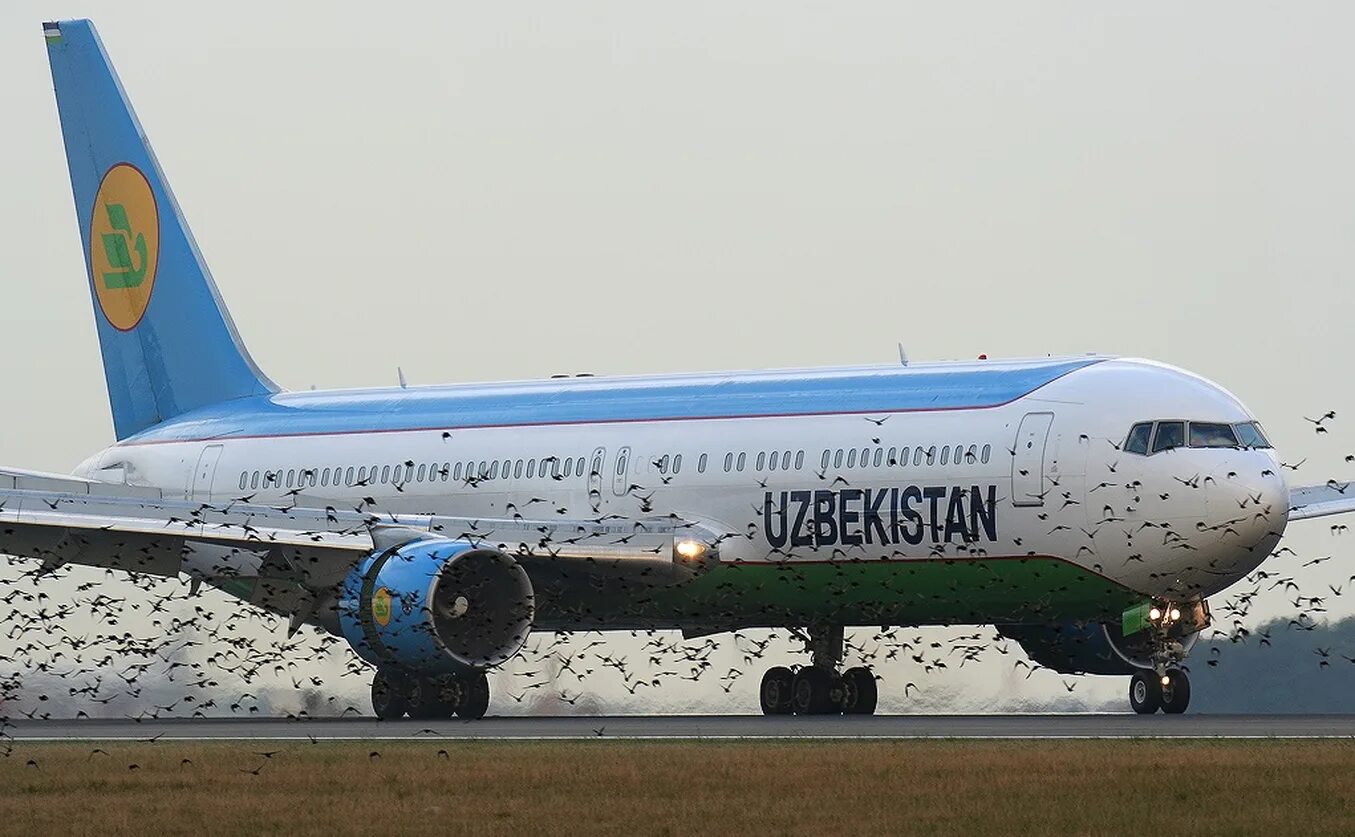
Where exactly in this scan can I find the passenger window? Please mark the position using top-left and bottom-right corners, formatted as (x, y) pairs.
(834, 450), (844, 469)
(724, 453), (733, 472)
(846, 449), (857, 468)
(1124, 422), (1153, 455)
(346, 467), (355, 485)
(769, 451), (779, 471)
(673, 454), (683, 473)
(794, 451), (804, 469)
(698, 453), (707, 473)
(616, 453), (627, 476)
(821, 450), (831, 470)
(1189, 422), (1239, 448)
(1151, 421), (1185, 453)
(527, 460), (536, 479)
(899, 447), (910, 467)
(966, 444), (977, 464)
(873, 449), (883, 468)
(737, 452), (746, 471)
(926, 446), (937, 465)
(380, 465), (390, 484)
(238, 472), (247, 490)
(251, 471), (260, 489)
(564, 458), (574, 478)
(286, 469), (295, 488)
(576, 457), (585, 475)
(887, 447), (897, 466)
(940, 446), (950, 466)
(913, 448), (923, 467)
(756, 452), (766, 471)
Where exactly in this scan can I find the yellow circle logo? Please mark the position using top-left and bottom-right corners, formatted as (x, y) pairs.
(372, 587), (393, 627)
(89, 163), (159, 331)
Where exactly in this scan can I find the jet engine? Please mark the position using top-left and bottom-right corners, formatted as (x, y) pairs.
(999, 621), (1199, 676)
(338, 536), (535, 673)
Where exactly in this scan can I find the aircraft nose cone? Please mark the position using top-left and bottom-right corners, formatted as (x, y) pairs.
(1202, 455), (1288, 581)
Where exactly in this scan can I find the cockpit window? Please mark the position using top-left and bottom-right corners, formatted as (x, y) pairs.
(1188, 422), (1239, 448)
(1234, 421), (1272, 449)
(1151, 421), (1185, 453)
(1124, 422), (1153, 455)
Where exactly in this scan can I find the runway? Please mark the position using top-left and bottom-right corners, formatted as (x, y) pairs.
(8, 714), (1355, 741)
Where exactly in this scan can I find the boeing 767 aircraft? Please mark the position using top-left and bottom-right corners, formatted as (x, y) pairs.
(14, 19), (1352, 718)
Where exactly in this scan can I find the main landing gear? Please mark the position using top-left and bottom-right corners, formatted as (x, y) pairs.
(1129, 668), (1190, 715)
(371, 668), (491, 720)
(760, 625), (879, 716)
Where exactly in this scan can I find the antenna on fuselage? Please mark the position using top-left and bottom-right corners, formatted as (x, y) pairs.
(897, 343), (909, 367)
(397, 367), (408, 389)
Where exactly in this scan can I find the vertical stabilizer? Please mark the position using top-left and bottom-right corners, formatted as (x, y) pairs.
(45, 19), (277, 440)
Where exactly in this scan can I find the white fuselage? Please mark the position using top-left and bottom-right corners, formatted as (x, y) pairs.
(73, 357), (1287, 616)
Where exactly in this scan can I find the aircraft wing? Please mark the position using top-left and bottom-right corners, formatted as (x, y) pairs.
(0, 473), (720, 599)
(1288, 482), (1355, 521)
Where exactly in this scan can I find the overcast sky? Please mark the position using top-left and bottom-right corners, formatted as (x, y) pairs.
(1, 2), (1353, 709)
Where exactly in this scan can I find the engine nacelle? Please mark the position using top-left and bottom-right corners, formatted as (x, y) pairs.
(338, 537), (535, 674)
(999, 622), (1199, 675)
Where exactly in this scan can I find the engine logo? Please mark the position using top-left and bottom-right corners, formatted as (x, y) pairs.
(372, 587), (393, 626)
(89, 163), (159, 331)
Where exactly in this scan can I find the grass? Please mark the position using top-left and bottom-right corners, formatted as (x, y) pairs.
(1, 740), (1353, 836)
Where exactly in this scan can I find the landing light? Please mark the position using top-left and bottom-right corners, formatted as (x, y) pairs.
(1161, 675), (1171, 687)
(1149, 607), (1162, 621)
(675, 539), (706, 561)
(1169, 608), (1181, 622)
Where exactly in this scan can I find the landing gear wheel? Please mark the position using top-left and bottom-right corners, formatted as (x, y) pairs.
(1160, 669), (1190, 714)
(841, 667), (878, 715)
(456, 671), (490, 720)
(1129, 670), (1162, 715)
(760, 666), (795, 715)
(371, 669), (410, 720)
(412, 675), (457, 719)
(791, 666), (836, 715)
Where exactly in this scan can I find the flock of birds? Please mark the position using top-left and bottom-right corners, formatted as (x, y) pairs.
(0, 408), (1349, 771)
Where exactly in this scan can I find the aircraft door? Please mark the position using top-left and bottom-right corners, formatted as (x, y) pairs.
(190, 444), (223, 501)
(612, 446), (631, 497)
(1011, 413), (1053, 507)
(588, 447), (606, 510)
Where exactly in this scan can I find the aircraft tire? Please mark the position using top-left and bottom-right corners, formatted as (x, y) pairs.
(1129, 670), (1162, 715)
(1160, 669), (1190, 714)
(371, 669), (411, 720)
(456, 671), (490, 720)
(760, 666), (795, 715)
(791, 666), (836, 715)
(841, 666), (878, 715)
(412, 675), (459, 719)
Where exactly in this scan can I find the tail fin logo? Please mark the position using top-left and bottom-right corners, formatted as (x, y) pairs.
(90, 164), (159, 331)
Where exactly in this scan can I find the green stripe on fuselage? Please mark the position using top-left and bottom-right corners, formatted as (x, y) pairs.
(538, 556), (1144, 631)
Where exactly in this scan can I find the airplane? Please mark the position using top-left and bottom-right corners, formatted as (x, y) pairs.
(14, 18), (1352, 720)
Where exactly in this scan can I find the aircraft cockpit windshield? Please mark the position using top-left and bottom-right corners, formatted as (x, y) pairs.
(1123, 420), (1271, 455)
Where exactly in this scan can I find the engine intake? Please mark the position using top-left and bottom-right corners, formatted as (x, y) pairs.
(338, 537), (535, 673)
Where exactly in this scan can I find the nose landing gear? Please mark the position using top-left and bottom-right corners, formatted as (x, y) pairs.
(759, 626), (879, 716)
(1129, 668), (1191, 715)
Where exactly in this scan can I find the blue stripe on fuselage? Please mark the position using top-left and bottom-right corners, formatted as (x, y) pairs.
(118, 357), (1106, 445)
